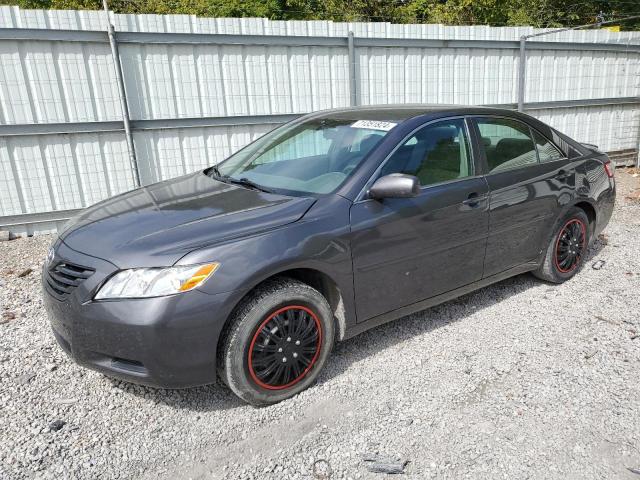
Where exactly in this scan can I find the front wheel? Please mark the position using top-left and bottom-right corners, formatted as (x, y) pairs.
(533, 207), (590, 283)
(218, 278), (335, 406)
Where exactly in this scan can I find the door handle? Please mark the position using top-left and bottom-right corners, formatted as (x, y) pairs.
(462, 192), (485, 207)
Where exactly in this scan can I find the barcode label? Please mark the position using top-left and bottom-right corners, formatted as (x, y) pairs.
(350, 120), (398, 131)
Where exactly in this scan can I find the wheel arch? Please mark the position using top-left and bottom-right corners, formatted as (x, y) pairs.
(573, 200), (597, 237)
(277, 268), (348, 342)
(537, 199), (596, 266)
(218, 267), (349, 357)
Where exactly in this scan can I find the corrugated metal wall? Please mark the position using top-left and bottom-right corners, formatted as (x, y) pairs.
(0, 6), (639, 235)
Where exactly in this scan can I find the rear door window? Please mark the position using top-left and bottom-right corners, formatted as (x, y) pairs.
(475, 117), (538, 173)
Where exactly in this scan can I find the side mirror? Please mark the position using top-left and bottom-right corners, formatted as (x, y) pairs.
(369, 173), (421, 200)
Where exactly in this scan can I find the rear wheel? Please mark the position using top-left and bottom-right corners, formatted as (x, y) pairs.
(218, 278), (334, 406)
(533, 207), (590, 283)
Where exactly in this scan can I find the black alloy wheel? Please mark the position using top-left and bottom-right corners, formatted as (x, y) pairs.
(218, 278), (335, 406)
(248, 305), (322, 390)
(554, 218), (586, 273)
(533, 207), (590, 283)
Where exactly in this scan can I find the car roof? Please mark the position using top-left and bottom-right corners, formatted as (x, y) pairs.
(306, 104), (521, 122)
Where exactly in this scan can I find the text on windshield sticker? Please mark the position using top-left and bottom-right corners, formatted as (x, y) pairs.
(350, 120), (397, 131)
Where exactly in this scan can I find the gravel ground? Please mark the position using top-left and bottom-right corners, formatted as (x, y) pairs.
(1, 170), (639, 480)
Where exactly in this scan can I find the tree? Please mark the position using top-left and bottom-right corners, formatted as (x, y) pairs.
(1, 0), (638, 29)
(401, 0), (640, 29)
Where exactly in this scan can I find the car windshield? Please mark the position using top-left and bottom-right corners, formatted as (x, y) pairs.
(214, 117), (398, 195)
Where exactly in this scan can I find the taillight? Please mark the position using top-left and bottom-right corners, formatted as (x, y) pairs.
(603, 160), (614, 178)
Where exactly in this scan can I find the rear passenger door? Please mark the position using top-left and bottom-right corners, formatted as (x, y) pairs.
(471, 116), (573, 278)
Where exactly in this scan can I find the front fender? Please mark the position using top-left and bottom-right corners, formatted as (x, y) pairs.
(176, 196), (356, 332)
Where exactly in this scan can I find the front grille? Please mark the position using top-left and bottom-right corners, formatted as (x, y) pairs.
(45, 262), (94, 301)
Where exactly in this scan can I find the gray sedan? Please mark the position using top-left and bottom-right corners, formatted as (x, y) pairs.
(43, 105), (615, 405)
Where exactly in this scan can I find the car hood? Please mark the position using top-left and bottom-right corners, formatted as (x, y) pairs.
(59, 172), (316, 268)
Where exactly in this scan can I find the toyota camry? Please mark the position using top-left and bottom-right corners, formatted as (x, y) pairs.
(43, 106), (615, 405)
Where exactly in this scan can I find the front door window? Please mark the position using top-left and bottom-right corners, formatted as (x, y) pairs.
(380, 119), (473, 186)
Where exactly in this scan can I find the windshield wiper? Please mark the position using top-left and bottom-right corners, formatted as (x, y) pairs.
(208, 166), (272, 193)
(227, 177), (273, 194)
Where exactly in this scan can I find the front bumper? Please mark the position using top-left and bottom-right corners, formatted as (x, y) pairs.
(42, 240), (242, 388)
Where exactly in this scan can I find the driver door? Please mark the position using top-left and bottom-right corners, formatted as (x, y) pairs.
(349, 118), (489, 321)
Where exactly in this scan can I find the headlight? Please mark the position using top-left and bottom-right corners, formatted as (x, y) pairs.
(94, 263), (219, 300)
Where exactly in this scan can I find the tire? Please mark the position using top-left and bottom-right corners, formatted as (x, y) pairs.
(218, 277), (335, 406)
(533, 207), (590, 283)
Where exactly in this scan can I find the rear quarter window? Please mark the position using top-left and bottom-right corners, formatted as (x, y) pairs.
(549, 129), (583, 158)
(532, 130), (564, 162)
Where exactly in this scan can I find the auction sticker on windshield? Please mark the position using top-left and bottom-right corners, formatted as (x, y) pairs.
(350, 120), (397, 131)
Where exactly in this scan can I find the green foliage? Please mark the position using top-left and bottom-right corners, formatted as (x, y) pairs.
(401, 0), (640, 28)
(1, 0), (638, 30)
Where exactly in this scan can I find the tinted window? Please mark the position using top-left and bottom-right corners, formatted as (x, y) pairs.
(380, 119), (472, 187)
(532, 130), (564, 162)
(554, 131), (582, 158)
(476, 118), (537, 173)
